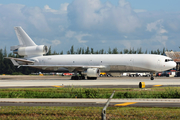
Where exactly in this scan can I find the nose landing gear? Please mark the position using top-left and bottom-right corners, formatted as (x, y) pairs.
(150, 73), (154, 80)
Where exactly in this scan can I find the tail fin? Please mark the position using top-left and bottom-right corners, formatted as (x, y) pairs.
(14, 26), (36, 46)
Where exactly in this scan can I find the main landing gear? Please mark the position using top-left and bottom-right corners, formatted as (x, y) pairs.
(71, 71), (97, 80)
(71, 76), (85, 80)
(71, 76), (97, 80)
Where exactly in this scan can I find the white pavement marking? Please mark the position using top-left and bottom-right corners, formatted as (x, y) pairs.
(0, 98), (180, 103)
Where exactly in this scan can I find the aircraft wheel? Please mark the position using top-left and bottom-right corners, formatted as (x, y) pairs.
(71, 76), (74, 80)
(150, 77), (154, 80)
(87, 77), (97, 80)
(81, 76), (85, 80)
(71, 76), (80, 80)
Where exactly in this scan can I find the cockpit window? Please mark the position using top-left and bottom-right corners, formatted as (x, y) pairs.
(165, 59), (173, 62)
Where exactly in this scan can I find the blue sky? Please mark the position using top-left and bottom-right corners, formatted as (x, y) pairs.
(1, 0), (180, 11)
(0, 0), (180, 53)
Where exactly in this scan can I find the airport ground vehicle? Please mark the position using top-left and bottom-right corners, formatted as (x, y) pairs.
(129, 73), (150, 77)
(62, 73), (74, 76)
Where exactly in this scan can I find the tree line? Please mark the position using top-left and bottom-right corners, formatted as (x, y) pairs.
(0, 46), (167, 75)
(47, 46), (166, 55)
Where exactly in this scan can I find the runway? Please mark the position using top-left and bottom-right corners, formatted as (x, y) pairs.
(0, 75), (180, 88)
(0, 98), (180, 107)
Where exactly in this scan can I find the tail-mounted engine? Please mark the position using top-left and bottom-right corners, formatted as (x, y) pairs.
(12, 45), (48, 57)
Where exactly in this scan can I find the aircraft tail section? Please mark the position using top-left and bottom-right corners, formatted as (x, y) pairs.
(11, 26), (48, 57)
(14, 26), (36, 46)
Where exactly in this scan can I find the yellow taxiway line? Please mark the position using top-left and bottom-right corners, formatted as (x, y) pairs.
(114, 102), (137, 106)
(153, 85), (162, 87)
(53, 85), (64, 88)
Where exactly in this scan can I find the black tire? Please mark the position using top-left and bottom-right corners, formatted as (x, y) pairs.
(87, 77), (97, 80)
(150, 77), (154, 80)
(81, 76), (85, 80)
(71, 76), (74, 80)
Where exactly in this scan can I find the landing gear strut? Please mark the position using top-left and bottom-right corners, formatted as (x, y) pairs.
(150, 73), (154, 80)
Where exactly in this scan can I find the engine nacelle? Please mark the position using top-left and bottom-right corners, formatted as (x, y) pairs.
(82, 68), (100, 77)
(13, 45), (48, 57)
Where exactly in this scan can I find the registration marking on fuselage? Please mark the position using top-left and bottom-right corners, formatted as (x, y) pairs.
(114, 102), (137, 106)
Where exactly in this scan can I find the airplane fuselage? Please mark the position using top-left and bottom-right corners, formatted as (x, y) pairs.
(28, 54), (176, 73)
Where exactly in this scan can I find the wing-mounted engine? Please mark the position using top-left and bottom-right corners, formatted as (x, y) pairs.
(12, 45), (48, 57)
(82, 68), (100, 77)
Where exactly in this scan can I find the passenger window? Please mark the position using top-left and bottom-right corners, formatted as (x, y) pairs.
(165, 59), (167, 62)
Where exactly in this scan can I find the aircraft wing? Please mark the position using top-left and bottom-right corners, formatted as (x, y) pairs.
(16, 65), (106, 72)
(5, 57), (106, 71)
(5, 57), (35, 63)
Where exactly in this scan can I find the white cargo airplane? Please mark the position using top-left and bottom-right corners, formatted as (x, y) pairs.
(6, 27), (176, 80)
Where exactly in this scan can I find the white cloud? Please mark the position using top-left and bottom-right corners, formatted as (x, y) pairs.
(65, 30), (91, 43)
(75, 33), (91, 43)
(51, 40), (61, 45)
(119, 0), (129, 7)
(120, 40), (142, 49)
(68, 0), (141, 33)
(101, 40), (106, 43)
(146, 19), (168, 47)
(134, 9), (147, 13)
(124, 36), (128, 38)
(44, 4), (69, 14)
(65, 30), (76, 38)
(60, 3), (69, 12)
(146, 19), (162, 32)
(24, 7), (50, 31)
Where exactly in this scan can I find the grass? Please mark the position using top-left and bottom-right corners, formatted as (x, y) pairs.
(0, 87), (180, 98)
(0, 106), (179, 119)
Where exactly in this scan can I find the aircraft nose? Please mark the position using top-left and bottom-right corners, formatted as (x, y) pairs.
(172, 61), (176, 68)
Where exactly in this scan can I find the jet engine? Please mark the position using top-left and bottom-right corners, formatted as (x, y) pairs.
(13, 45), (48, 57)
(82, 68), (100, 77)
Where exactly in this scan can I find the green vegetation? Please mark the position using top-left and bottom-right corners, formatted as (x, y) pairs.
(0, 106), (179, 119)
(0, 46), (167, 75)
(0, 87), (180, 98)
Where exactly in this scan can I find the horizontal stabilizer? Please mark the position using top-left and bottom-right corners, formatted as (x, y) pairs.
(10, 59), (19, 66)
(5, 57), (35, 63)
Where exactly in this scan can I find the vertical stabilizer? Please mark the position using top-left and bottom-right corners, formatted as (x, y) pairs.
(14, 27), (36, 46)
